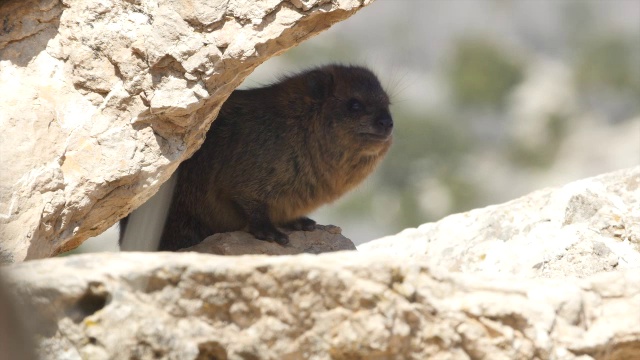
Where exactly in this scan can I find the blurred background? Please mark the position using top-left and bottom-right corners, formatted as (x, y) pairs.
(79, 0), (640, 252)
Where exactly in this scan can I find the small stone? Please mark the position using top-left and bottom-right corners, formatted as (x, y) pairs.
(179, 225), (356, 255)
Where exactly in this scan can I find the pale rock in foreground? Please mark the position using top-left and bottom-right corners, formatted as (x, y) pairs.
(0, 0), (373, 263)
(360, 166), (640, 278)
(5, 252), (640, 360)
(4, 168), (640, 359)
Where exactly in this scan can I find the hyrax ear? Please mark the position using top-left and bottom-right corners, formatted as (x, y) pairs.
(306, 69), (334, 101)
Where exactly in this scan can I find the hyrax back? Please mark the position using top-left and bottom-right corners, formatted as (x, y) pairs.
(159, 65), (393, 250)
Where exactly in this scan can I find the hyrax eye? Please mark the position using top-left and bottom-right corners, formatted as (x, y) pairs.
(347, 98), (364, 112)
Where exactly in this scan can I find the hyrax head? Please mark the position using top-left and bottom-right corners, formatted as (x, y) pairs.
(304, 65), (393, 154)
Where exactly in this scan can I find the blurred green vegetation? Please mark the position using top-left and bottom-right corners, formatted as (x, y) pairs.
(564, 1), (640, 119)
(378, 111), (471, 189)
(448, 37), (525, 109)
(508, 113), (570, 169)
(576, 35), (640, 103)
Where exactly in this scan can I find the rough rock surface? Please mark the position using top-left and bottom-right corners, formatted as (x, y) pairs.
(360, 166), (640, 279)
(4, 251), (639, 360)
(181, 225), (356, 255)
(4, 168), (640, 359)
(0, 0), (373, 263)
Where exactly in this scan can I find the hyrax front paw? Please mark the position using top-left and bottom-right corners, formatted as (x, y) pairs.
(283, 217), (317, 231)
(249, 224), (290, 246)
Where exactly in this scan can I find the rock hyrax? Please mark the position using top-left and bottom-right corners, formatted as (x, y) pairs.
(156, 64), (393, 250)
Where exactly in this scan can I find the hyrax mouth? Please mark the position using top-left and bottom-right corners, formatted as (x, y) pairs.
(360, 132), (392, 141)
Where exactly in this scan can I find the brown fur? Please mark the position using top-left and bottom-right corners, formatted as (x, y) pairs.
(157, 65), (393, 250)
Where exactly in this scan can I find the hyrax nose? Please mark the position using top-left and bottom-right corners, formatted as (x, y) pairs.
(377, 112), (394, 130)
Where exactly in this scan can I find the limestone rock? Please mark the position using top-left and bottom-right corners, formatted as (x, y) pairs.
(4, 251), (640, 360)
(0, 0), (373, 263)
(4, 168), (640, 359)
(181, 225), (356, 255)
(360, 166), (640, 278)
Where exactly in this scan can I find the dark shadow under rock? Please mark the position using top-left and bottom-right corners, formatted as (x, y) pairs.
(179, 225), (356, 255)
